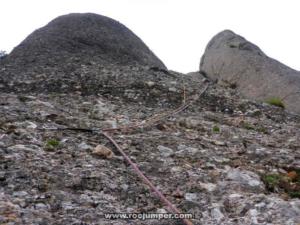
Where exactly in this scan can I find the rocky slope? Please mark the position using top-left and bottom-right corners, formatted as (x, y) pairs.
(200, 30), (300, 114)
(1, 14), (300, 225)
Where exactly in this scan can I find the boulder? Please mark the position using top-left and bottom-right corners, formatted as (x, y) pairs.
(200, 30), (300, 114)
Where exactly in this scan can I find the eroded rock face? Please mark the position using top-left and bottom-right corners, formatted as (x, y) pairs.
(200, 30), (300, 114)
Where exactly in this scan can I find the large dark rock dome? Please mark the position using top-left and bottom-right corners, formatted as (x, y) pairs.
(0, 13), (168, 93)
(6, 13), (166, 69)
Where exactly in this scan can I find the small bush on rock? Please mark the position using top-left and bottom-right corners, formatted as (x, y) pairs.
(45, 139), (60, 151)
(265, 97), (285, 109)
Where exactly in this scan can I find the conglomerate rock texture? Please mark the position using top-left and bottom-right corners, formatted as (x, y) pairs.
(0, 14), (300, 225)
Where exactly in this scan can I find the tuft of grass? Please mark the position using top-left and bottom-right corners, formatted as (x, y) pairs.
(212, 125), (220, 133)
(289, 192), (300, 198)
(262, 174), (282, 192)
(240, 121), (268, 133)
(46, 139), (60, 149)
(265, 97), (285, 109)
(262, 171), (300, 199)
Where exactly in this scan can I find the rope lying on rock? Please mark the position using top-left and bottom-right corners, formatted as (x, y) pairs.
(38, 83), (210, 225)
(101, 131), (193, 225)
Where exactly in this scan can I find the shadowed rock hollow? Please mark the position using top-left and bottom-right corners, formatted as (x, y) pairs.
(200, 30), (300, 114)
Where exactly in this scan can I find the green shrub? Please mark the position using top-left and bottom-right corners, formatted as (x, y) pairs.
(289, 191), (300, 198)
(212, 125), (220, 132)
(263, 174), (281, 191)
(262, 171), (300, 198)
(46, 139), (60, 148)
(265, 97), (285, 108)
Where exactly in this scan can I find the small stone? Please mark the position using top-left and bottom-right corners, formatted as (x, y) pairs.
(146, 81), (155, 88)
(228, 193), (243, 199)
(171, 166), (183, 173)
(104, 119), (118, 129)
(8, 144), (36, 153)
(179, 117), (201, 129)
(26, 121), (37, 129)
(199, 182), (217, 192)
(121, 184), (129, 191)
(157, 145), (174, 157)
(177, 145), (198, 156)
(61, 201), (75, 211)
(14, 121), (37, 129)
(157, 208), (167, 214)
(78, 142), (93, 151)
(12, 198), (26, 208)
(213, 140), (226, 146)
(211, 206), (224, 223)
(13, 191), (28, 197)
(184, 193), (198, 202)
(35, 203), (49, 210)
(248, 209), (259, 224)
(35, 100), (55, 108)
(92, 145), (114, 159)
(168, 87), (177, 92)
(227, 168), (263, 190)
(255, 202), (266, 209)
(254, 148), (268, 157)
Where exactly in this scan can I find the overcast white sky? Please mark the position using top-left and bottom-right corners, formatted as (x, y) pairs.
(1, 0), (300, 73)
